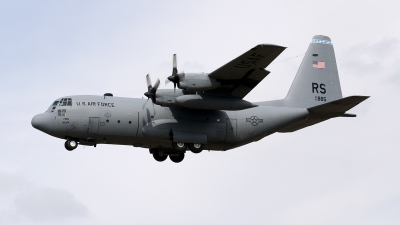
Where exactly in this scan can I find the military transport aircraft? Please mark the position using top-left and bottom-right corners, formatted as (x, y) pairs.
(32, 35), (369, 163)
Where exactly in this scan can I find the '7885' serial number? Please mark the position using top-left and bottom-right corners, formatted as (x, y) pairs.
(315, 96), (326, 102)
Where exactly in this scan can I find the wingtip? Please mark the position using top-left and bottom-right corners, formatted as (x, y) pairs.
(256, 44), (286, 49)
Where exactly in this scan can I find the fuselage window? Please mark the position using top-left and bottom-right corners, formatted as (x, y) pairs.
(67, 98), (72, 106)
(58, 109), (67, 116)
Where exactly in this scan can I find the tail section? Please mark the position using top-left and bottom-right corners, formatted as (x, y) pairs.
(285, 35), (342, 108)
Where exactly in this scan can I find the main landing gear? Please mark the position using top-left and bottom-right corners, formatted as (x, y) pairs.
(188, 143), (204, 154)
(151, 142), (204, 163)
(172, 142), (204, 154)
(65, 140), (78, 151)
(153, 149), (168, 162)
(152, 149), (185, 163)
(169, 152), (185, 163)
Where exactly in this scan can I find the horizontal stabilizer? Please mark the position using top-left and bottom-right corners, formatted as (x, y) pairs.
(279, 96), (369, 132)
(308, 95), (370, 116)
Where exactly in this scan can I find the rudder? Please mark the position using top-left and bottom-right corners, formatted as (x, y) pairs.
(285, 35), (342, 108)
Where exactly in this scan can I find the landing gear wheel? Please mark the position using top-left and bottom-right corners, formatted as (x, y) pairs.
(169, 153), (185, 163)
(189, 143), (204, 154)
(65, 140), (78, 151)
(153, 149), (168, 162)
(172, 142), (187, 152)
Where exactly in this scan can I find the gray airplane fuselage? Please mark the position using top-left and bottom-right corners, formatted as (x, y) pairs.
(33, 94), (308, 151)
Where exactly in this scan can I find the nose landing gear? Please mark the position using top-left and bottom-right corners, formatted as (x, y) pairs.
(65, 140), (78, 151)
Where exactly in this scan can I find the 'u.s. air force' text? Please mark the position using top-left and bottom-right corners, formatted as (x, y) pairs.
(76, 102), (115, 107)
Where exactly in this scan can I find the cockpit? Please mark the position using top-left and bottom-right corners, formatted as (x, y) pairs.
(57, 98), (72, 106)
(47, 98), (73, 113)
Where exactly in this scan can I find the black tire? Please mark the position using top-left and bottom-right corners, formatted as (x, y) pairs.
(64, 141), (73, 151)
(189, 143), (204, 154)
(169, 153), (185, 163)
(64, 140), (78, 151)
(153, 149), (168, 162)
(172, 142), (187, 152)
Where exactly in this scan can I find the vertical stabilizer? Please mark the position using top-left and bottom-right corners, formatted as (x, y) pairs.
(285, 35), (342, 108)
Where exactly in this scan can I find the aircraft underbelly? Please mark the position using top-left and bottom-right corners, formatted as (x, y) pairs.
(142, 119), (224, 143)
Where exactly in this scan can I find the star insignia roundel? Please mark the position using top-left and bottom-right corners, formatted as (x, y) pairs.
(246, 116), (263, 126)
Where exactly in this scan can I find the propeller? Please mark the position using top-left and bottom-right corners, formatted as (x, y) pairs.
(143, 74), (160, 113)
(165, 54), (183, 90)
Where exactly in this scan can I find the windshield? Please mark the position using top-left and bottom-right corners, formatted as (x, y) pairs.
(58, 98), (72, 106)
(46, 98), (73, 113)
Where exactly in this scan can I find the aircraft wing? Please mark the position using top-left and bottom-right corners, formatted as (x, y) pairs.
(205, 44), (286, 98)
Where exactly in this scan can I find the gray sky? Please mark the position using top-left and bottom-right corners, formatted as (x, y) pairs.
(1, 0), (399, 224)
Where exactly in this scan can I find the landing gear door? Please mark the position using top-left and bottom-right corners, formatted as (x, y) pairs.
(226, 119), (237, 143)
(88, 117), (99, 134)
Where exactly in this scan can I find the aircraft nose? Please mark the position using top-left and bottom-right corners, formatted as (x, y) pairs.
(31, 113), (53, 133)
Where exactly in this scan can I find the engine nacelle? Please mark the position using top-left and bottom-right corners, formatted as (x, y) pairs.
(178, 73), (221, 91)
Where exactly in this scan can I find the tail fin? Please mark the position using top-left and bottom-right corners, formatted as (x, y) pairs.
(285, 35), (342, 108)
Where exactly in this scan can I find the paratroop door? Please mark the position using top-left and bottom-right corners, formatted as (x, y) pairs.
(225, 118), (237, 143)
(88, 117), (99, 134)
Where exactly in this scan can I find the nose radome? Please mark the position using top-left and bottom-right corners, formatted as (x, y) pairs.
(31, 113), (52, 133)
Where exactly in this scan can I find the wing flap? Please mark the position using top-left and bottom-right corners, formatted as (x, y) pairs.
(230, 69), (270, 98)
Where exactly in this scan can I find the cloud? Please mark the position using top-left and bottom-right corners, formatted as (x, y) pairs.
(14, 188), (88, 222)
(341, 37), (400, 79)
(0, 172), (29, 195)
(0, 171), (88, 224)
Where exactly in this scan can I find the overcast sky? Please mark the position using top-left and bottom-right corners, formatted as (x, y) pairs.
(1, 0), (399, 224)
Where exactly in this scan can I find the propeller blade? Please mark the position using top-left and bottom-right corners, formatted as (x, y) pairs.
(146, 74), (152, 91)
(153, 78), (160, 91)
(172, 54), (177, 76)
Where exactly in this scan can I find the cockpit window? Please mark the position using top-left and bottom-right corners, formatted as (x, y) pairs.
(49, 101), (60, 113)
(58, 98), (72, 106)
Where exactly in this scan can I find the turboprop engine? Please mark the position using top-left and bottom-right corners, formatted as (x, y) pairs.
(177, 73), (221, 91)
(166, 54), (221, 91)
